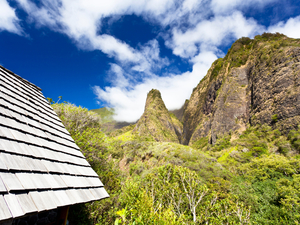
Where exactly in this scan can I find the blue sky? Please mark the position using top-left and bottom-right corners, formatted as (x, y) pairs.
(1, 0), (300, 122)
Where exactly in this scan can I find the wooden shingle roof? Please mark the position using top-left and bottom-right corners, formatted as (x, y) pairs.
(0, 66), (108, 221)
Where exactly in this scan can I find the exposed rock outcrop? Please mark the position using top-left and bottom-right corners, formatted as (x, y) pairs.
(248, 46), (300, 134)
(183, 33), (300, 145)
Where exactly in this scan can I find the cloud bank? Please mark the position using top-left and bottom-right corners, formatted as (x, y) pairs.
(3, 0), (300, 121)
(0, 0), (22, 34)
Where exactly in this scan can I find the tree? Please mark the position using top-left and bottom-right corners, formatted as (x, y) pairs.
(277, 174), (300, 223)
(52, 103), (101, 134)
(57, 96), (63, 103)
(176, 166), (208, 222)
(143, 164), (208, 222)
(46, 97), (54, 104)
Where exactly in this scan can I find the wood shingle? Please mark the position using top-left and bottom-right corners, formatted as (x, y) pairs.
(0, 66), (109, 223)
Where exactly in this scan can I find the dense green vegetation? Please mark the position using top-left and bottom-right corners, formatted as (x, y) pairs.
(52, 103), (300, 224)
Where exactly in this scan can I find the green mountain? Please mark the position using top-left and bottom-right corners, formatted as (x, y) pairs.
(133, 89), (182, 143)
(55, 33), (300, 225)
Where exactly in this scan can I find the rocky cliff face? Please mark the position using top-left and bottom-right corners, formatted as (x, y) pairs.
(183, 33), (300, 145)
(136, 33), (300, 146)
(133, 89), (182, 143)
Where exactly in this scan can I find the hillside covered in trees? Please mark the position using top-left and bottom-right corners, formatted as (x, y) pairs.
(52, 33), (300, 224)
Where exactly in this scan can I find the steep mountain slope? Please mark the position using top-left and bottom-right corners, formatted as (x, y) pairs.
(133, 89), (183, 143)
(169, 103), (186, 122)
(183, 33), (300, 145)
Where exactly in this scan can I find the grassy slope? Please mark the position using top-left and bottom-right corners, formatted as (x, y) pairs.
(55, 93), (300, 224)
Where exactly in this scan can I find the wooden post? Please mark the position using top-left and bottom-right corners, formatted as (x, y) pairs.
(56, 206), (70, 225)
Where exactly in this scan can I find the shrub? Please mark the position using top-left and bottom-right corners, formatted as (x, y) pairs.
(52, 103), (101, 134)
(237, 37), (252, 45)
(251, 147), (268, 156)
(192, 136), (209, 150)
(211, 134), (231, 152)
(275, 138), (291, 155)
(211, 58), (224, 81)
(272, 114), (278, 123)
(288, 128), (300, 152)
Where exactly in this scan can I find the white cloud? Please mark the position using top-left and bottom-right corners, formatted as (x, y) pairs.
(132, 39), (170, 73)
(94, 50), (217, 122)
(211, 0), (279, 15)
(16, 0), (60, 28)
(15, 0), (174, 71)
(268, 16), (300, 39)
(92, 34), (139, 62)
(108, 64), (130, 88)
(0, 0), (22, 34)
(182, 0), (202, 11)
(170, 11), (263, 58)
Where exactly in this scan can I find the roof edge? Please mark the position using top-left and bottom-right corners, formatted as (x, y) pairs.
(0, 65), (42, 92)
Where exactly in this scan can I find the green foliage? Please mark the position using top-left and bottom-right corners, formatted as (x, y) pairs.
(226, 37), (253, 68)
(192, 136), (209, 150)
(210, 58), (223, 81)
(217, 146), (238, 162)
(148, 89), (162, 100)
(52, 103), (122, 224)
(236, 37), (252, 45)
(277, 174), (300, 222)
(234, 154), (300, 224)
(135, 92), (180, 143)
(120, 140), (226, 181)
(52, 102), (300, 225)
(118, 165), (250, 224)
(46, 97), (55, 104)
(231, 125), (274, 159)
(288, 127), (300, 152)
(275, 137), (291, 155)
(272, 114), (278, 123)
(117, 178), (185, 225)
(199, 124), (300, 224)
(47, 96), (64, 104)
(211, 134), (231, 152)
(52, 103), (101, 135)
(254, 32), (286, 41)
(240, 154), (300, 181)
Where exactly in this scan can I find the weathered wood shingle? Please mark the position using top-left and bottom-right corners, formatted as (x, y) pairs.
(0, 66), (109, 222)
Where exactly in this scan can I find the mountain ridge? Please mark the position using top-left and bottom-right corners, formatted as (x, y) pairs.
(133, 33), (300, 146)
(183, 33), (300, 146)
